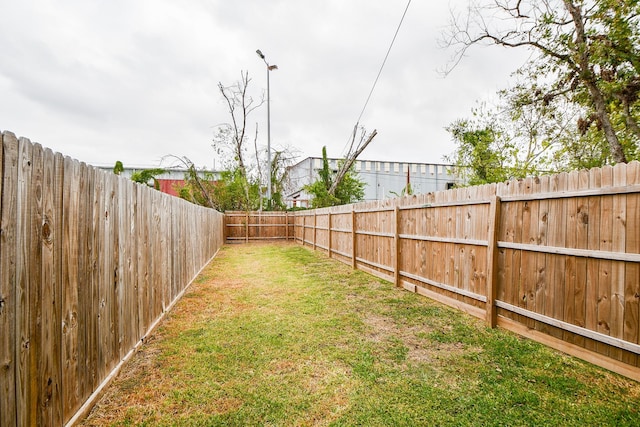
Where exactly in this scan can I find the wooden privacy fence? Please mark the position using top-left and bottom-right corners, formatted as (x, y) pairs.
(293, 161), (640, 381)
(225, 210), (294, 243)
(0, 131), (225, 426)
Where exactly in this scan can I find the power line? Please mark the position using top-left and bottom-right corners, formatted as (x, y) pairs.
(342, 0), (412, 157)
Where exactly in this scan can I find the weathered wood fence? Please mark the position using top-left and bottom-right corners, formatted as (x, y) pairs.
(292, 162), (640, 381)
(225, 210), (293, 243)
(0, 131), (225, 426)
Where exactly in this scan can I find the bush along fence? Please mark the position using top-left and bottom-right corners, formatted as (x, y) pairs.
(0, 131), (225, 427)
(292, 161), (640, 382)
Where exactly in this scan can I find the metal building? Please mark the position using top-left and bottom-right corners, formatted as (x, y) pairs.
(286, 157), (462, 207)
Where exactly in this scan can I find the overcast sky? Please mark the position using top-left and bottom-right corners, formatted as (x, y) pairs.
(0, 0), (529, 170)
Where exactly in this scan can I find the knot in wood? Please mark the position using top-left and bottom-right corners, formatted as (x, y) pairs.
(42, 221), (53, 244)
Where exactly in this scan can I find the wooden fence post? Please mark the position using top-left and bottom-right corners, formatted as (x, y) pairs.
(486, 195), (501, 328)
(223, 214), (227, 243)
(313, 212), (317, 250)
(351, 208), (357, 269)
(328, 212), (332, 258)
(285, 211), (289, 241)
(245, 211), (249, 244)
(394, 206), (401, 287)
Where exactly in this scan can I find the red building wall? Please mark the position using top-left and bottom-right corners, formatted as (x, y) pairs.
(157, 179), (185, 197)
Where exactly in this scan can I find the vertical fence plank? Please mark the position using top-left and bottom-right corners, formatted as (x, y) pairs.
(328, 212), (332, 258)
(127, 183), (139, 352)
(585, 167), (602, 352)
(574, 170), (590, 348)
(546, 173), (567, 339)
(28, 144), (44, 426)
(162, 195), (171, 310)
(1, 132), (19, 426)
(53, 152), (65, 425)
(62, 156), (81, 420)
(535, 175), (550, 335)
(512, 180), (526, 327)
(563, 171), (579, 344)
(0, 132), (3, 427)
(352, 208), (357, 269)
(520, 177), (536, 329)
(77, 162), (93, 402)
(88, 168), (102, 394)
(624, 162), (640, 366)
(98, 172), (113, 384)
(137, 184), (149, 338)
(16, 137), (34, 426)
(611, 164), (627, 361)
(598, 166), (613, 356)
(117, 177), (127, 361)
(394, 206), (400, 287)
(38, 148), (60, 425)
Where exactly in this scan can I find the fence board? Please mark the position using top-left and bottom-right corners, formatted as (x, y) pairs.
(29, 144), (44, 425)
(624, 162), (640, 366)
(62, 156), (81, 419)
(611, 164), (627, 361)
(574, 170), (590, 348)
(521, 177), (536, 329)
(598, 166), (614, 356)
(1, 132), (19, 426)
(77, 161), (93, 402)
(0, 132), (3, 427)
(534, 175), (550, 335)
(564, 171), (579, 344)
(16, 137), (33, 426)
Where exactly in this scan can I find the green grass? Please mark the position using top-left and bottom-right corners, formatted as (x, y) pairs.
(83, 243), (640, 426)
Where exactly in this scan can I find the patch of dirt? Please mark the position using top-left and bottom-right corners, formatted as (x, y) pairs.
(362, 313), (482, 366)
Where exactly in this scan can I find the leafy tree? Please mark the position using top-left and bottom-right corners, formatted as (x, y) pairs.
(130, 168), (166, 190)
(304, 147), (365, 208)
(445, 92), (571, 185)
(445, 0), (640, 164)
(113, 160), (124, 175)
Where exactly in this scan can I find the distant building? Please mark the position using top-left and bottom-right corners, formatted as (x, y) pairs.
(96, 165), (221, 198)
(286, 157), (462, 207)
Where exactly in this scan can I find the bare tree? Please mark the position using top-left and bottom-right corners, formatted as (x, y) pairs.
(213, 71), (264, 204)
(329, 125), (377, 196)
(162, 154), (216, 209)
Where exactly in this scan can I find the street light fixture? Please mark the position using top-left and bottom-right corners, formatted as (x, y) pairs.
(256, 49), (277, 209)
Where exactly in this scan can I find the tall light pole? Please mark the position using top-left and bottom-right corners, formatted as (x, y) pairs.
(256, 49), (278, 209)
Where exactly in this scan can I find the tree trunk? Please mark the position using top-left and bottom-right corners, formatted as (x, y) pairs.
(585, 80), (628, 163)
(564, 0), (628, 164)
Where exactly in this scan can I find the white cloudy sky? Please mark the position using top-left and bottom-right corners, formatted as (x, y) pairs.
(0, 0), (529, 169)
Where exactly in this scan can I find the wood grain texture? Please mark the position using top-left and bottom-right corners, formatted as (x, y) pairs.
(1, 132), (19, 426)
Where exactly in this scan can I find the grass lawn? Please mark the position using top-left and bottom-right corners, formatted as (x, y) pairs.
(81, 243), (640, 426)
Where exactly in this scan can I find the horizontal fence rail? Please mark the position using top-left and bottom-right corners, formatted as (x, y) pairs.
(0, 131), (225, 426)
(287, 162), (640, 381)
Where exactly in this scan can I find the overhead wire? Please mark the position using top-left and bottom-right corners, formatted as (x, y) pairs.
(341, 0), (412, 157)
